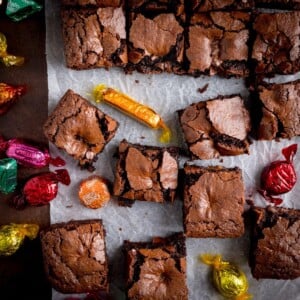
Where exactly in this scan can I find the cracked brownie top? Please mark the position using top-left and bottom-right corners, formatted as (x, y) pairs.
(190, 0), (254, 12)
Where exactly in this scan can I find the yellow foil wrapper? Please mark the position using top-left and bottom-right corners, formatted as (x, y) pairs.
(201, 254), (252, 300)
(93, 84), (171, 143)
(0, 223), (39, 256)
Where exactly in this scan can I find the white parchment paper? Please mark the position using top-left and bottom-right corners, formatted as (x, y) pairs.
(45, 2), (300, 299)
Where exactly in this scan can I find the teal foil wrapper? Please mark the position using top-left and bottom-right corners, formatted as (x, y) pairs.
(6, 0), (42, 22)
(0, 158), (17, 194)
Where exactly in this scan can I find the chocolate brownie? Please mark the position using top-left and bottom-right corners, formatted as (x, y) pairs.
(257, 80), (300, 140)
(249, 206), (300, 279)
(61, 6), (127, 69)
(183, 165), (245, 238)
(43, 89), (118, 170)
(252, 12), (300, 76)
(189, 0), (254, 11)
(126, 0), (185, 74)
(40, 219), (109, 293)
(185, 12), (250, 77)
(113, 140), (179, 205)
(255, 0), (300, 9)
(124, 233), (188, 300)
(178, 95), (251, 160)
(61, 0), (122, 7)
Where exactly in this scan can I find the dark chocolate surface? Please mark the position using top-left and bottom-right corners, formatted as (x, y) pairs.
(178, 95), (251, 160)
(186, 11), (250, 77)
(250, 206), (300, 279)
(0, 5), (51, 299)
(183, 165), (245, 238)
(113, 140), (179, 205)
(252, 12), (300, 76)
(257, 80), (300, 140)
(124, 233), (188, 300)
(61, 6), (127, 69)
(40, 219), (109, 293)
(43, 89), (119, 170)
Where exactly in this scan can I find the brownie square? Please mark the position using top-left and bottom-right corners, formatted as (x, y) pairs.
(257, 79), (300, 140)
(124, 233), (188, 300)
(43, 89), (118, 170)
(61, 5), (127, 69)
(40, 219), (109, 293)
(126, 0), (185, 74)
(113, 140), (179, 205)
(178, 95), (251, 160)
(249, 206), (300, 279)
(252, 12), (300, 76)
(183, 165), (245, 238)
(254, 0), (300, 9)
(61, 0), (122, 7)
(185, 12), (250, 77)
(189, 0), (254, 11)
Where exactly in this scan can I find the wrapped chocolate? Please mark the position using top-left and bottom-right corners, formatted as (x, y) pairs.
(201, 254), (251, 300)
(6, 0), (42, 22)
(0, 33), (25, 67)
(0, 158), (17, 194)
(259, 144), (297, 205)
(93, 84), (172, 143)
(0, 83), (26, 115)
(0, 223), (39, 256)
(0, 136), (65, 168)
(12, 169), (70, 208)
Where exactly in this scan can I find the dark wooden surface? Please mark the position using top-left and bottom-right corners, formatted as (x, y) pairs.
(0, 2), (52, 299)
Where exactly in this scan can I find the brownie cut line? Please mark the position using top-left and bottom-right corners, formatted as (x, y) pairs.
(40, 219), (109, 293)
(113, 139), (179, 206)
(178, 95), (251, 160)
(43, 89), (118, 170)
(124, 232), (188, 300)
(183, 164), (245, 238)
(189, 0), (254, 12)
(249, 206), (300, 279)
(61, 0), (123, 7)
(254, 0), (300, 9)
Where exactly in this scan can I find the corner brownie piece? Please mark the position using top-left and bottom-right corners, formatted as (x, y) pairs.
(124, 233), (188, 300)
(40, 219), (109, 293)
(190, 0), (254, 11)
(257, 80), (300, 140)
(249, 206), (300, 279)
(185, 12), (250, 77)
(61, 0), (122, 6)
(43, 89), (118, 170)
(113, 140), (179, 205)
(126, 0), (185, 74)
(178, 95), (251, 160)
(252, 12), (300, 76)
(61, 5), (127, 69)
(183, 165), (245, 238)
(255, 0), (300, 9)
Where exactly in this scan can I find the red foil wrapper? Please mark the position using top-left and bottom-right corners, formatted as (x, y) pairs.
(259, 144), (297, 205)
(13, 169), (70, 208)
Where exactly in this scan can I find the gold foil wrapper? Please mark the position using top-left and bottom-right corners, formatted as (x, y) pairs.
(93, 84), (171, 143)
(201, 254), (252, 300)
(0, 223), (39, 256)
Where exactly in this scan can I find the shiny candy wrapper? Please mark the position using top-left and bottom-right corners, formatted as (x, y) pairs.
(0, 158), (17, 194)
(0, 136), (65, 168)
(0, 33), (24, 67)
(259, 144), (297, 205)
(13, 169), (70, 208)
(0, 83), (26, 115)
(0, 223), (39, 256)
(201, 254), (251, 300)
(6, 0), (42, 22)
(93, 84), (172, 143)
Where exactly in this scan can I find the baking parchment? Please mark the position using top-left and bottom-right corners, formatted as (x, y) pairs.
(45, 2), (300, 299)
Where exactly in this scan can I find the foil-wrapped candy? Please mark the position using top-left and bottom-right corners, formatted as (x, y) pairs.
(0, 223), (39, 256)
(200, 254), (251, 300)
(93, 84), (172, 143)
(0, 158), (17, 194)
(0, 33), (25, 66)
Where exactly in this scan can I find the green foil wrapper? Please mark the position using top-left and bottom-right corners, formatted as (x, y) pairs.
(0, 223), (39, 256)
(6, 0), (42, 22)
(0, 158), (18, 194)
